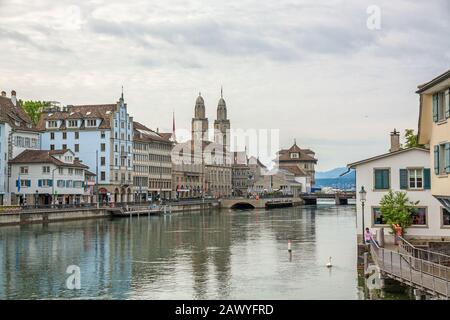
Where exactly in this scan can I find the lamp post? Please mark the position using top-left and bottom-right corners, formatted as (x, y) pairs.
(359, 186), (367, 244)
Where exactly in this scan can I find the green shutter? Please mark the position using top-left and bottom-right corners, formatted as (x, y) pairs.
(445, 90), (450, 119)
(374, 169), (389, 189)
(38, 179), (42, 187)
(434, 145), (440, 174)
(383, 169), (390, 189)
(48, 180), (53, 187)
(374, 170), (382, 189)
(399, 169), (408, 189)
(424, 168), (431, 189)
(433, 94), (439, 122)
(446, 143), (450, 174)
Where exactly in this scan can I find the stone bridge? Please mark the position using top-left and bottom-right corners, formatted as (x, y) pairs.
(220, 197), (303, 209)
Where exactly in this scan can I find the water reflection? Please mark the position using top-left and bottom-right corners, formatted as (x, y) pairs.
(0, 205), (406, 299)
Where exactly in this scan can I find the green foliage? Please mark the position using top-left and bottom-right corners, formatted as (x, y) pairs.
(19, 100), (50, 125)
(379, 190), (419, 235)
(404, 129), (424, 149)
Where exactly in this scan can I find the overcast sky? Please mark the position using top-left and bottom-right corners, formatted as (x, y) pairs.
(1, 0), (449, 170)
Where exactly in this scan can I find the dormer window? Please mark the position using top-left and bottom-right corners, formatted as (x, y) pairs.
(48, 120), (58, 128)
(68, 120), (78, 128)
(290, 152), (299, 159)
(86, 119), (97, 127)
(15, 120), (21, 126)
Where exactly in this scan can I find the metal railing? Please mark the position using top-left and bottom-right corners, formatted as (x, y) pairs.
(370, 241), (450, 298)
(398, 235), (450, 268)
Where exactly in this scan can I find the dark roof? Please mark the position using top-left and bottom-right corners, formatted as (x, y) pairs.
(347, 147), (429, 168)
(0, 96), (39, 132)
(133, 121), (173, 143)
(416, 68), (450, 93)
(9, 149), (89, 169)
(37, 103), (117, 130)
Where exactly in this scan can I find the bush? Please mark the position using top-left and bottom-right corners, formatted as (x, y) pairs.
(379, 190), (419, 236)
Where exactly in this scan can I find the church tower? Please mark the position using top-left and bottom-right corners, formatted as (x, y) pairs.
(192, 93), (209, 142)
(214, 87), (231, 164)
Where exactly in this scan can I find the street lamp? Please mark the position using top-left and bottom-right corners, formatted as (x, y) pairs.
(359, 186), (367, 244)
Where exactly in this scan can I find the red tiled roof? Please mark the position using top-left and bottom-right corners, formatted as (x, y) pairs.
(276, 143), (317, 162)
(279, 165), (307, 177)
(0, 96), (40, 132)
(133, 121), (173, 143)
(9, 149), (89, 169)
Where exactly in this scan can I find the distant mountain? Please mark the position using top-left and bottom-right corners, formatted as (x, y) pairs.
(315, 167), (355, 180)
(314, 167), (356, 190)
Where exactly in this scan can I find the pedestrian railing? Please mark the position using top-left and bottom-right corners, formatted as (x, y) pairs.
(370, 241), (450, 298)
(398, 235), (450, 268)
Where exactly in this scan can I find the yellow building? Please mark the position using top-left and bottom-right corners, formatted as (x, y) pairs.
(417, 68), (450, 224)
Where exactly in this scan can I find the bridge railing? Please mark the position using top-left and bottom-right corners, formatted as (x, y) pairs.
(398, 235), (450, 268)
(370, 242), (450, 298)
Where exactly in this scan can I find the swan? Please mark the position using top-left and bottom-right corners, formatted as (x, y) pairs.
(326, 257), (332, 268)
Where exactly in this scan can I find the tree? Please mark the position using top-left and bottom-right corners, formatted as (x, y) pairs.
(20, 100), (50, 125)
(404, 129), (424, 149)
(379, 190), (419, 236)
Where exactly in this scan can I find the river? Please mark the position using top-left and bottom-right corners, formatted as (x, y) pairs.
(0, 204), (410, 299)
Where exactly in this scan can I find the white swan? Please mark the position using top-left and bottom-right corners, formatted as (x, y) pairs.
(326, 257), (332, 268)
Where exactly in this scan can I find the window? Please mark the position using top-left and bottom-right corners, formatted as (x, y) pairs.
(66, 180), (73, 188)
(57, 180), (65, 188)
(75, 144), (79, 152)
(68, 120), (78, 128)
(101, 131), (105, 139)
(38, 179), (52, 187)
(48, 120), (58, 128)
(432, 90), (450, 122)
(374, 169), (390, 190)
(20, 166), (28, 174)
(58, 168), (64, 175)
(74, 181), (83, 188)
(42, 166), (50, 174)
(50, 132), (55, 140)
(86, 119), (97, 127)
(434, 143), (450, 175)
(68, 168), (73, 175)
(443, 208), (450, 227)
(411, 207), (427, 226)
(62, 144), (67, 150)
(101, 171), (106, 181)
(101, 143), (106, 152)
(62, 132), (67, 140)
(75, 169), (83, 175)
(19, 179), (31, 187)
(372, 207), (387, 225)
(101, 157), (105, 166)
(290, 153), (299, 159)
(50, 144), (55, 150)
(75, 132), (79, 139)
(408, 169), (423, 189)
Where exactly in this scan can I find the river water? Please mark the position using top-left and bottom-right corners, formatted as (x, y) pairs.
(0, 204), (409, 299)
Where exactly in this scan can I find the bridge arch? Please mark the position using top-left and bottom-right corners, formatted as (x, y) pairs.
(230, 202), (256, 210)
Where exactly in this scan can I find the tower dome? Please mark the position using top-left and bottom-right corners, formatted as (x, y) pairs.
(217, 87), (227, 120)
(194, 93), (205, 118)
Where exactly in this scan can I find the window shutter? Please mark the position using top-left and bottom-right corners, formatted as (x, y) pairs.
(445, 89), (450, 119)
(16, 180), (19, 188)
(424, 168), (431, 189)
(433, 94), (439, 122)
(48, 180), (53, 187)
(27, 180), (31, 187)
(399, 169), (408, 189)
(434, 145), (440, 174)
(446, 143), (450, 174)
(38, 179), (42, 187)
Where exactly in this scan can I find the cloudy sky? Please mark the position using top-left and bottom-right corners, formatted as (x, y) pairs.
(0, 0), (449, 170)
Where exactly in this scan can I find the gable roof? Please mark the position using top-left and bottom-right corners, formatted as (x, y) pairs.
(347, 147), (429, 168)
(0, 96), (39, 132)
(279, 164), (307, 177)
(133, 121), (173, 143)
(9, 149), (89, 169)
(37, 103), (117, 130)
(416, 68), (450, 94)
(276, 142), (317, 163)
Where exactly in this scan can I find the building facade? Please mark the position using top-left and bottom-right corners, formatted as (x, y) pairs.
(417, 69), (450, 217)
(38, 93), (133, 203)
(253, 168), (302, 197)
(9, 149), (91, 205)
(276, 141), (317, 187)
(133, 121), (173, 201)
(348, 131), (450, 242)
(0, 90), (41, 205)
(231, 151), (250, 196)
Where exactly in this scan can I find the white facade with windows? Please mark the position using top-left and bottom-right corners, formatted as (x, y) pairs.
(349, 147), (450, 242)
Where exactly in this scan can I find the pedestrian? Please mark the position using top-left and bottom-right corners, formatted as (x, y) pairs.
(364, 227), (374, 245)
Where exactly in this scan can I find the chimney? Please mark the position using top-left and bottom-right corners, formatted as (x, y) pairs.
(11, 90), (17, 106)
(389, 128), (401, 152)
(1, 91), (6, 97)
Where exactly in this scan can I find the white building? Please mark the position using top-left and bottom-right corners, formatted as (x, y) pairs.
(348, 130), (450, 242)
(0, 90), (41, 205)
(9, 149), (92, 205)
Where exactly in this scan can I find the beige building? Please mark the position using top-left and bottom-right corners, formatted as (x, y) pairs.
(417, 69), (450, 226)
(275, 140), (317, 186)
(133, 121), (173, 201)
(231, 151), (250, 196)
(247, 156), (267, 194)
(253, 168), (302, 197)
(173, 92), (232, 199)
